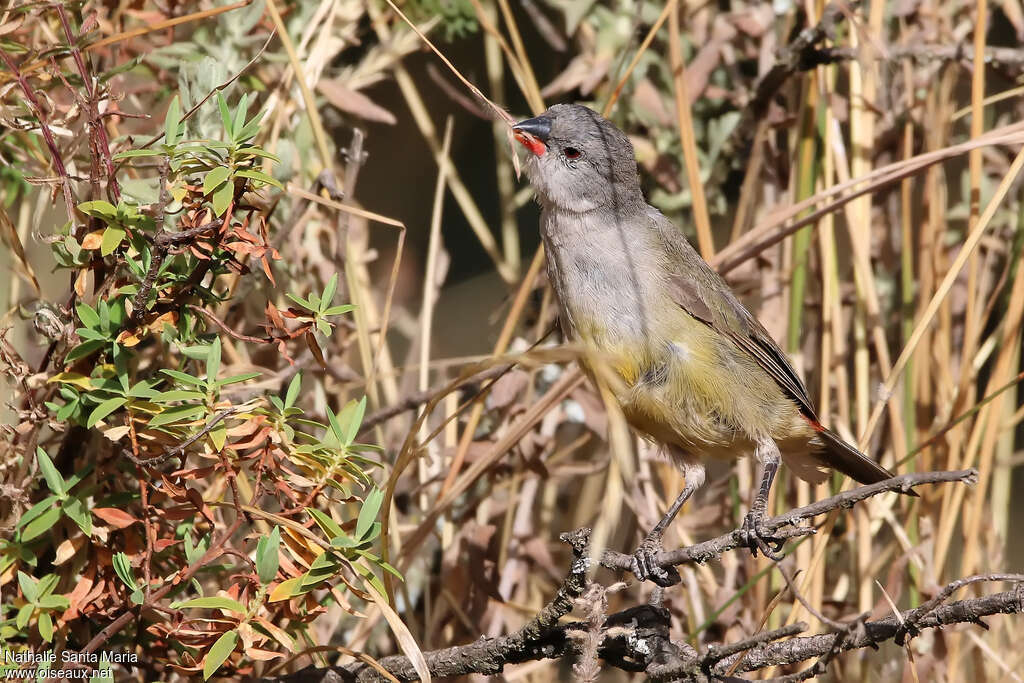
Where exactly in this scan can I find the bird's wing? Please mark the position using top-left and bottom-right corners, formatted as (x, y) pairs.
(649, 209), (817, 419)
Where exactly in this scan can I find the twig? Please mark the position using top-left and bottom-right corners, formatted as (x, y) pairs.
(425, 63), (492, 120)
(806, 44), (1024, 70)
(345, 528), (592, 681)
(55, 4), (120, 202)
(269, 576), (1024, 682)
(708, 0), (859, 190)
(187, 304), (270, 345)
(703, 623), (807, 663)
(598, 469), (978, 575)
(382, 0), (516, 126)
(0, 48), (76, 222)
(119, 30), (276, 158)
(80, 517), (245, 655)
(894, 573), (1024, 645)
(121, 408), (238, 468)
(128, 161), (224, 324)
(359, 363), (512, 432)
(714, 584), (1024, 677)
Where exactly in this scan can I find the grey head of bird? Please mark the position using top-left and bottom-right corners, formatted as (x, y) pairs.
(513, 103), (643, 214)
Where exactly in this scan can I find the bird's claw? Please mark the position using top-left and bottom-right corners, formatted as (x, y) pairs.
(630, 531), (681, 587)
(741, 510), (785, 561)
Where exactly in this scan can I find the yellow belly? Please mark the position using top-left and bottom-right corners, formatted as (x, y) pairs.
(573, 311), (816, 462)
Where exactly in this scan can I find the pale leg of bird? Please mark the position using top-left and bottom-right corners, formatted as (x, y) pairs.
(631, 453), (705, 587)
(742, 436), (784, 560)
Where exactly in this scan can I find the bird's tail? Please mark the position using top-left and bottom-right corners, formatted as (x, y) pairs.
(815, 426), (917, 495)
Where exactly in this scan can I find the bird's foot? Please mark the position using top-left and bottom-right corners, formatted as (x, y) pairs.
(741, 509), (785, 561)
(630, 531), (681, 587)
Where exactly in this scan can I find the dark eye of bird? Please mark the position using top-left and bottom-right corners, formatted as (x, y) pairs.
(564, 146), (582, 159)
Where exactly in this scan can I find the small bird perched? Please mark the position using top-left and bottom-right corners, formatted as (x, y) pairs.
(512, 103), (899, 586)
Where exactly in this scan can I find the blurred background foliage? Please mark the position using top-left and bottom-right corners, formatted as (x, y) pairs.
(1, 0), (1023, 680)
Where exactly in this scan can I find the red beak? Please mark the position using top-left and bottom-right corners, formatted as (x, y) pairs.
(512, 116), (551, 157)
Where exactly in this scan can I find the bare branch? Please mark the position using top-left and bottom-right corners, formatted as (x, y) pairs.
(269, 580), (1023, 682)
(264, 471), (1015, 683)
(598, 469), (978, 574)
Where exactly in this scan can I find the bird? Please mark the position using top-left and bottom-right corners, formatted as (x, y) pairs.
(511, 103), (900, 586)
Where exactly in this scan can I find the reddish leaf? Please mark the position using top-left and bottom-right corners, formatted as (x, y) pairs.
(92, 507), (139, 529)
(305, 332), (326, 367)
(154, 538), (178, 552)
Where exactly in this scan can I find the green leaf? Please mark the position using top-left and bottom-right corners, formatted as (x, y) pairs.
(212, 180), (233, 216)
(203, 166), (231, 195)
(35, 594), (70, 610)
(234, 168), (282, 190)
(161, 369), (206, 387)
(315, 319), (332, 338)
(321, 274), (338, 311)
(151, 390), (205, 403)
(20, 505), (61, 542)
(17, 571), (38, 603)
(33, 578), (57, 604)
(203, 629), (238, 680)
(306, 508), (343, 538)
(64, 339), (105, 363)
(284, 374), (301, 409)
(336, 397), (366, 446)
(325, 406), (345, 445)
(18, 496), (59, 531)
(112, 552), (137, 590)
(100, 226), (126, 257)
(61, 497), (92, 536)
(299, 553), (339, 591)
(234, 116), (262, 143)
(63, 463), (94, 491)
(56, 399), (80, 422)
(16, 603), (33, 629)
(356, 521), (380, 544)
(37, 611), (53, 642)
(377, 559), (403, 580)
(86, 396), (128, 428)
(322, 304), (356, 316)
(184, 534), (210, 564)
(255, 526), (280, 584)
(165, 95), (181, 146)
(37, 574), (59, 598)
(174, 596), (246, 613)
(216, 372), (260, 387)
(353, 560), (386, 597)
(112, 149), (161, 160)
(217, 92), (233, 137)
(206, 337), (221, 383)
(268, 577), (306, 601)
(356, 486), (384, 541)
(209, 421), (226, 451)
(78, 200), (117, 219)
(285, 293), (314, 311)
(35, 447), (65, 497)
(113, 345), (130, 393)
(237, 145), (280, 162)
(48, 373), (93, 390)
(148, 404), (205, 428)
(232, 93), (249, 139)
(75, 327), (106, 341)
(100, 55), (143, 83)
(180, 344), (213, 361)
(329, 533), (357, 549)
(76, 303), (100, 329)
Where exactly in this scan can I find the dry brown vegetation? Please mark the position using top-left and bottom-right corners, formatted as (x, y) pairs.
(1, 0), (1023, 681)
